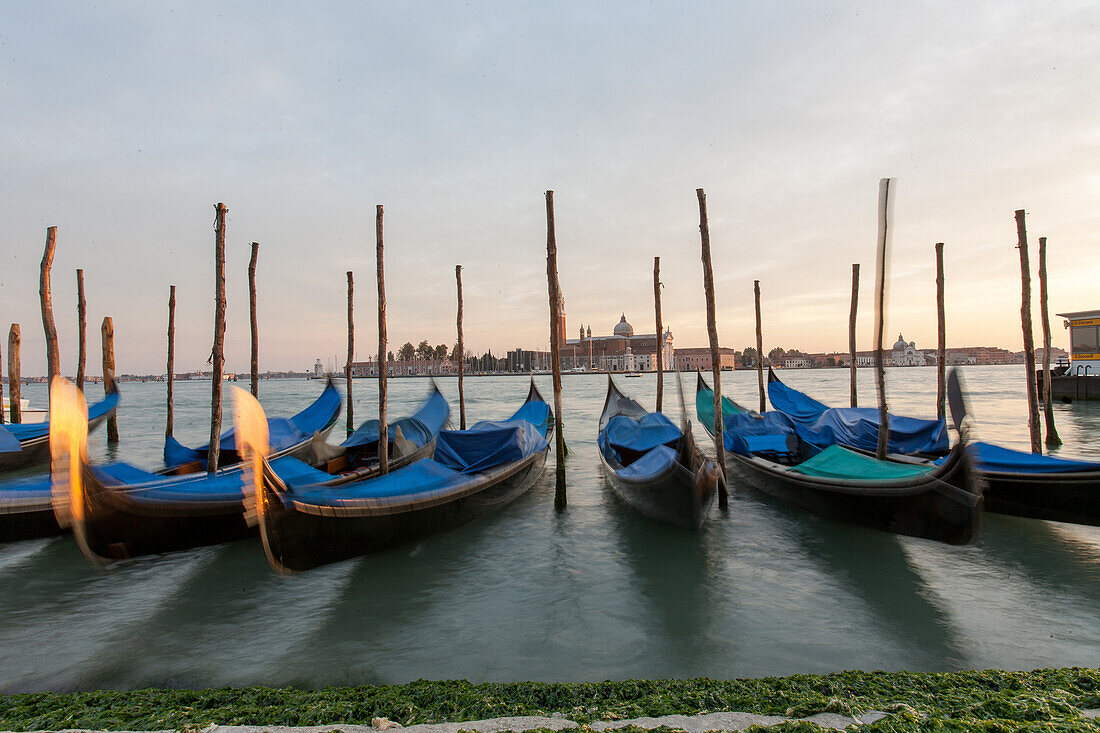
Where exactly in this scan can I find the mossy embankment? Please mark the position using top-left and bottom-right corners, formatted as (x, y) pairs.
(2, 668), (1099, 731)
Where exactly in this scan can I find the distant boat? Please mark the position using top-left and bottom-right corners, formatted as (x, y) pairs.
(0, 385), (120, 473)
(2, 397), (46, 424)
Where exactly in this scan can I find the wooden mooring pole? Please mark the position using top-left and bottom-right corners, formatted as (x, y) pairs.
(7, 325), (20, 423)
(874, 179), (895, 461)
(653, 256), (664, 413)
(697, 188), (728, 508)
(545, 190), (567, 509)
(456, 264), (466, 430)
(376, 205), (389, 475)
(754, 279), (765, 413)
(935, 242), (946, 421)
(1039, 236), (1061, 446)
(346, 271), (354, 435)
(1016, 209), (1041, 453)
(849, 263), (859, 407)
(249, 242), (259, 398)
(101, 316), (118, 444)
(76, 268), (86, 392)
(39, 227), (59, 404)
(166, 285), (176, 439)
(208, 203), (228, 473)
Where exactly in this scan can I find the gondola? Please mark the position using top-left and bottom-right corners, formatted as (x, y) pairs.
(253, 380), (552, 573)
(162, 378), (342, 472)
(767, 368), (1100, 526)
(597, 375), (718, 528)
(0, 384), (120, 472)
(697, 370), (983, 544)
(21, 382), (446, 559)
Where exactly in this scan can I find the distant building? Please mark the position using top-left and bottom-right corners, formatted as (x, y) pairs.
(555, 297), (674, 372)
(674, 347), (739, 372)
(348, 359), (456, 377)
(892, 334), (927, 366)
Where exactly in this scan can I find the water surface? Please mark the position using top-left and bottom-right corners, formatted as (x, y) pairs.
(2, 365), (1099, 691)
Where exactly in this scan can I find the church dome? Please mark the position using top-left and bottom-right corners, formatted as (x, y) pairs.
(614, 314), (634, 337)
(893, 333), (908, 351)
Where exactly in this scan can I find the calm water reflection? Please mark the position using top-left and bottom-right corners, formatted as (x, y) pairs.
(1, 366), (1099, 691)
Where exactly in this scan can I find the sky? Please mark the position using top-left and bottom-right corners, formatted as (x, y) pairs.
(1, 1), (1097, 375)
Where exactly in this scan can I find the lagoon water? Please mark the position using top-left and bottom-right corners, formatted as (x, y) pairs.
(2, 365), (1100, 692)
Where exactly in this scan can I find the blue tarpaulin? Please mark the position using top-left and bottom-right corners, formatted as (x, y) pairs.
(768, 377), (948, 456)
(434, 419), (547, 474)
(972, 441), (1100, 474)
(3, 389), (121, 444)
(616, 444), (679, 480)
(342, 387), (450, 451)
(601, 413), (681, 454)
(163, 381), (341, 468)
(283, 392), (550, 505)
(0, 426), (21, 455)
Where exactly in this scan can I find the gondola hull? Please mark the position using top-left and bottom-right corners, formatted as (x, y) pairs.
(599, 452), (714, 529)
(73, 437), (437, 561)
(726, 448), (982, 544)
(260, 447), (548, 573)
(0, 504), (62, 543)
(982, 470), (1100, 526)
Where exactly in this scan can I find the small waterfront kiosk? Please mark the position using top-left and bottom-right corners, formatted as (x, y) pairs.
(1044, 310), (1100, 401)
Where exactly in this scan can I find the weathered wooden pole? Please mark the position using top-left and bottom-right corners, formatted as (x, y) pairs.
(346, 270), (355, 435)
(653, 256), (664, 413)
(376, 205), (389, 475)
(39, 226), (59, 405)
(166, 285), (176, 439)
(1038, 236), (1061, 446)
(456, 264), (466, 430)
(7, 325), (20, 423)
(249, 242), (259, 398)
(545, 190), (567, 509)
(697, 188), (728, 508)
(101, 316), (119, 444)
(208, 202), (228, 473)
(1016, 209), (1041, 453)
(935, 242), (946, 421)
(874, 179), (895, 461)
(754, 279), (765, 413)
(849, 263), (859, 407)
(76, 268), (87, 392)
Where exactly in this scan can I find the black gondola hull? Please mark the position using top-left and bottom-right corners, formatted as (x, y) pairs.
(982, 470), (1100, 526)
(0, 505), (63, 543)
(72, 437), (436, 561)
(260, 449), (548, 573)
(727, 449), (983, 545)
(600, 454), (715, 529)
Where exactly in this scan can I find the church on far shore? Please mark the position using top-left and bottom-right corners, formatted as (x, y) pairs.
(555, 296), (674, 372)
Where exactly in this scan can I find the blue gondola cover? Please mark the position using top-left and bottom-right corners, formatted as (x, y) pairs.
(767, 378), (948, 456)
(163, 382), (341, 468)
(971, 442), (1100, 474)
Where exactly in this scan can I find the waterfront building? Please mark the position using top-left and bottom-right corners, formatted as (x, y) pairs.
(674, 346), (739, 371)
(555, 297), (674, 372)
(892, 334), (927, 366)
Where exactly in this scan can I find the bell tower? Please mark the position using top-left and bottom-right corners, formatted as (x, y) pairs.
(556, 294), (568, 347)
